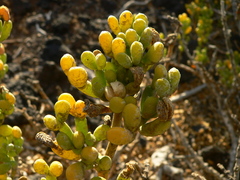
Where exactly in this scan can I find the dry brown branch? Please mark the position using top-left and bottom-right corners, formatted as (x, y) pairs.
(217, 163), (234, 180)
(173, 119), (225, 180)
(230, 0), (240, 35)
(168, 61), (200, 78)
(115, 0), (151, 17)
(191, 172), (207, 180)
(233, 137), (240, 179)
(197, 64), (238, 173)
(220, 0), (238, 85)
(170, 84), (206, 103)
(29, 79), (54, 109)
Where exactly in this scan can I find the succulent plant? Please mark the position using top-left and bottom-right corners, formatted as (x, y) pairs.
(35, 9), (181, 179)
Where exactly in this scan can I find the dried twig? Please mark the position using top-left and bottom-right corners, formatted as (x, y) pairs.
(197, 65), (238, 172)
(170, 84), (206, 103)
(217, 163), (234, 180)
(29, 79), (54, 109)
(173, 119), (225, 180)
(115, 0), (151, 17)
(191, 172), (207, 180)
(233, 137), (240, 180)
(168, 61), (200, 78)
(230, 0), (240, 34)
(220, 0), (238, 85)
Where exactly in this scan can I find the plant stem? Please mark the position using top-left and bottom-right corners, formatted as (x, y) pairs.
(75, 117), (88, 136)
(106, 112), (122, 159)
(100, 113), (122, 178)
(59, 122), (74, 140)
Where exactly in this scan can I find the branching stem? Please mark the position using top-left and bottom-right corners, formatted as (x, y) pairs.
(100, 113), (123, 178)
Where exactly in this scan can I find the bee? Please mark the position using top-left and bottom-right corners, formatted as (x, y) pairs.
(35, 132), (58, 149)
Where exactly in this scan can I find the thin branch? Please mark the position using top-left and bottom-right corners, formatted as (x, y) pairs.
(198, 65), (238, 172)
(220, 0), (238, 85)
(231, 0), (240, 35)
(115, 0), (151, 17)
(233, 137), (240, 180)
(217, 163), (234, 180)
(28, 79), (54, 109)
(191, 172), (207, 180)
(169, 61), (200, 78)
(173, 119), (225, 180)
(170, 84), (206, 103)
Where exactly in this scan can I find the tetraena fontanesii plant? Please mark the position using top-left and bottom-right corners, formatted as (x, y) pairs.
(35, 10), (181, 180)
(178, 0), (240, 88)
(0, 5), (24, 180)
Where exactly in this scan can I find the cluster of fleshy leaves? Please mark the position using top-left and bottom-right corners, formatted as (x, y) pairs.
(34, 10), (181, 180)
(0, 5), (24, 180)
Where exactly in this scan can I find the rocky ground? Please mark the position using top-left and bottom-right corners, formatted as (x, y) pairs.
(1, 0), (240, 179)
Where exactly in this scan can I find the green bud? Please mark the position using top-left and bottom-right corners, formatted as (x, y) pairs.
(0, 124), (12, 136)
(6, 143), (17, 157)
(81, 51), (97, 70)
(12, 136), (24, 147)
(117, 32), (126, 42)
(122, 103), (141, 132)
(96, 53), (106, 70)
(0, 53), (7, 64)
(33, 159), (49, 175)
(92, 70), (107, 99)
(0, 100), (14, 117)
(0, 152), (11, 162)
(0, 162), (14, 175)
(104, 69), (117, 83)
(54, 100), (71, 123)
(78, 80), (98, 98)
(143, 42), (164, 64)
(93, 124), (110, 141)
(115, 52), (132, 69)
(140, 27), (153, 48)
(141, 96), (158, 120)
(124, 96), (137, 105)
(84, 132), (96, 146)
(154, 78), (171, 98)
(134, 13), (149, 25)
(14, 145), (23, 155)
(98, 155), (112, 171)
(109, 97), (126, 113)
(130, 41), (144, 65)
(56, 131), (75, 150)
(43, 115), (62, 131)
(104, 61), (116, 71)
(0, 20), (12, 42)
(81, 146), (99, 164)
(125, 28), (139, 46)
(153, 64), (168, 84)
(107, 127), (134, 145)
(66, 162), (85, 180)
(140, 117), (171, 136)
(72, 131), (85, 149)
(168, 67), (181, 94)
(133, 18), (147, 35)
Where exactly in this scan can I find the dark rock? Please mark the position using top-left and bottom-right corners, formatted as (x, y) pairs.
(100, 0), (117, 13)
(5, 110), (29, 126)
(38, 61), (70, 102)
(199, 145), (229, 172)
(51, 14), (72, 36)
(152, 0), (189, 15)
(41, 37), (71, 63)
